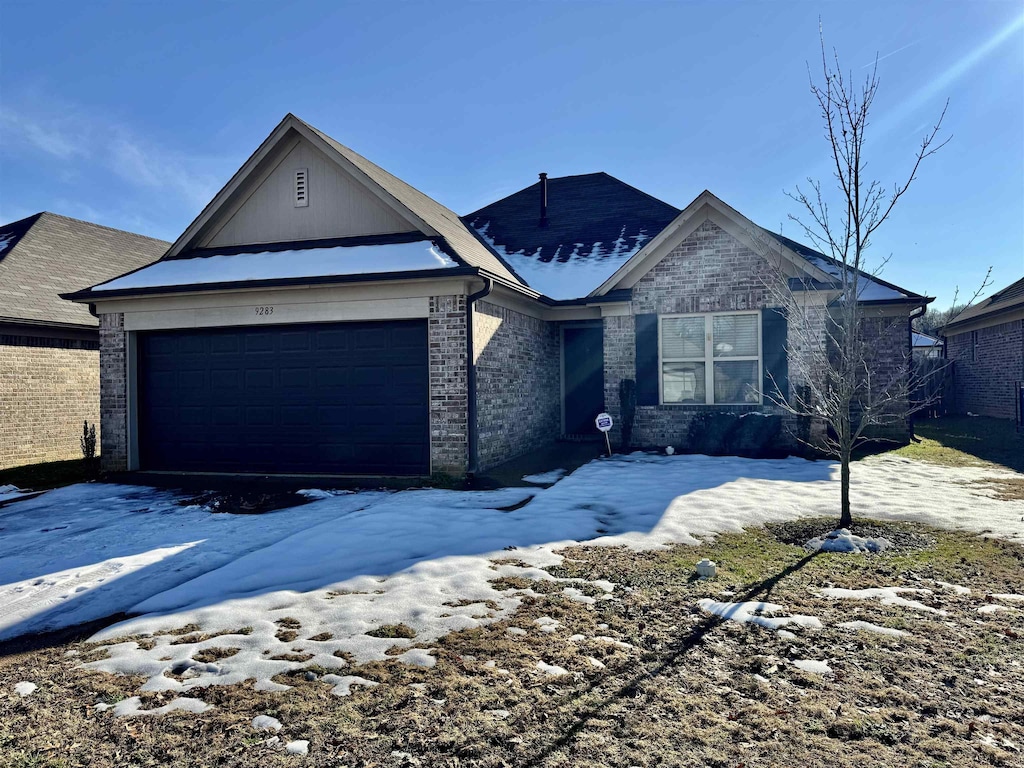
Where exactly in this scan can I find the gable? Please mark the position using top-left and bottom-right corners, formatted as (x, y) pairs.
(202, 138), (415, 248)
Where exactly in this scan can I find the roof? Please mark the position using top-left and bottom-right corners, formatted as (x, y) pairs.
(767, 232), (925, 303)
(463, 173), (680, 300)
(88, 234), (459, 295)
(943, 276), (1024, 331)
(0, 212), (169, 327)
(912, 331), (943, 348)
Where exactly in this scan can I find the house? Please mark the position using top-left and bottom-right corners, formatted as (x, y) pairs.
(912, 331), (943, 360)
(943, 276), (1024, 420)
(1, 213), (169, 469)
(64, 114), (930, 477)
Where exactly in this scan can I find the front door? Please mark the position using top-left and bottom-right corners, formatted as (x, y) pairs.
(563, 325), (605, 438)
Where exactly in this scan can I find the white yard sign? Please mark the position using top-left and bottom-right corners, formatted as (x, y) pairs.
(595, 412), (613, 456)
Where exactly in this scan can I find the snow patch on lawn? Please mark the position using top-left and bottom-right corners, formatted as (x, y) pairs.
(252, 715), (282, 731)
(805, 528), (890, 553)
(536, 660), (569, 676)
(836, 620), (909, 637)
(14, 681), (37, 697)
(697, 599), (823, 632)
(321, 675), (379, 697)
(818, 587), (947, 616)
(792, 659), (833, 675)
(285, 740), (309, 755)
(113, 696), (212, 717)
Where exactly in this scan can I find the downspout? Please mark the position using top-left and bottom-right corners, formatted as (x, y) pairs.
(466, 275), (493, 477)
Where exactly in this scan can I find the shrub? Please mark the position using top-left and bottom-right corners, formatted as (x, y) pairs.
(80, 420), (97, 461)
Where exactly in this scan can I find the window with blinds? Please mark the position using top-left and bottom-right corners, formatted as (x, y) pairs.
(660, 312), (761, 405)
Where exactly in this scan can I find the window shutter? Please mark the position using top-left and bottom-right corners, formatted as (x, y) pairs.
(635, 313), (659, 406)
(761, 307), (789, 404)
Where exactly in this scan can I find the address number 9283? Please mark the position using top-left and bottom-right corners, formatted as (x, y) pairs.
(254, 306), (274, 316)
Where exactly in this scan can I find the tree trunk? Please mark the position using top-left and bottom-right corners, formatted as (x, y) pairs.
(839, 448), (853, 529)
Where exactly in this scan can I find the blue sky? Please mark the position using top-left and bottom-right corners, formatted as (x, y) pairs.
(1, 1), (1021, 307)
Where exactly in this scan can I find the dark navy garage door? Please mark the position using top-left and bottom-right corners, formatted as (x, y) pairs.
(138, 320), (429, 475)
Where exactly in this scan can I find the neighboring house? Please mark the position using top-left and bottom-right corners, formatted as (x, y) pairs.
(0, 213), (169, 469)
(943, 276), (1024, 419)
(912, 331), (943, 360)
(64, 114), (930, 477)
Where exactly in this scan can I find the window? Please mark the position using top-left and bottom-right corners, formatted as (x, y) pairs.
(970, 330), (978, 362)
(660, 312), (761, 405)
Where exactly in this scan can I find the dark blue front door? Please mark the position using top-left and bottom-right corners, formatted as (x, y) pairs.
(137, 320), (429, 475)
(563, 325), (604, 437)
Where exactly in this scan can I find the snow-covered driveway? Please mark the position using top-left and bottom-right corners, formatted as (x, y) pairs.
(1, 453), (1021, 695)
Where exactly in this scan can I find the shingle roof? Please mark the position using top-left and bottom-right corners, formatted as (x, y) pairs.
(297, 117), (522, 286)
(0, 213), (169, 327)
(767, 232), (925, 303)
(462, 172), (680, 298)
(944, 276), (1024, 331)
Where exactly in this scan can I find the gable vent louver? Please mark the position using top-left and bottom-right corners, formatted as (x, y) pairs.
(294, 168), (309, 207)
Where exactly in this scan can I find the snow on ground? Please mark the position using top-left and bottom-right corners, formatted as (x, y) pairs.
(252, 715), (282, 731)
(0, 452), (1020, 700)
(818, 587), (947, 615)
(14, 681), (37, 697)
(792, 659), (833, 675)
(112, 696), (212, 717)
(696, 599), (822, 631)
(835, 620), (909, 637)
(0, 485), (385, 640)
(522, 469), (567, 485)
(805, 528), (890, 553)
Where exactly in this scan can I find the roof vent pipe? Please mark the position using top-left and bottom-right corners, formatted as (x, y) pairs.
(538, 172), (549, 228)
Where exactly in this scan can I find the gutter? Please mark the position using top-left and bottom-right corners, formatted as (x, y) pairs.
(465, 275), (493, 477)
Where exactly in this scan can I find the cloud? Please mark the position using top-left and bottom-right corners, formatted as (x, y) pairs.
(0, 108), (88, 159)
(0, 101), (224, 212)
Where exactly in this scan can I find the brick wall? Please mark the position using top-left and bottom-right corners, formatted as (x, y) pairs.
(473, 300), (560, 470)
(602, 219), (911, 450)
(604, 219), (801, 449)
(0, 337), (100, 469)
(99, 313), (128, 472)
(857, 313), (913, 440)
(947, 318), (1024, 419)
(429, 295), (469, 474)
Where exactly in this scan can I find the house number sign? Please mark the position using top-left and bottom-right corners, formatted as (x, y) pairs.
(253, 306), (275, 316)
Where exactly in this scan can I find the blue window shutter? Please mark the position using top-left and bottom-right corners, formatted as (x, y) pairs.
(761, 307), (789, 403)
(635, 313), (659, 405)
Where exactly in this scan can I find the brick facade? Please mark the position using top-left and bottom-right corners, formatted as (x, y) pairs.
(601, 220), (911, 450)
(947, 318), (1024, 419)
(428, 295), (469, 474)
(99, 313), (128, 473)
(0, 336), (100, 469)
(603, 220), (798, 448)
(473, 300), (560, 470)
(857, 314), (913, 440)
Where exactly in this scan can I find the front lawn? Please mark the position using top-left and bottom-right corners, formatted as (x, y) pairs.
(2, 451), (1022, 766)
(3, 521), (1022, 767)
(899, 416), (1024, 473)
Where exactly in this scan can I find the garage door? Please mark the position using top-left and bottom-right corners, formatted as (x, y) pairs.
(137, 320), (429, 475)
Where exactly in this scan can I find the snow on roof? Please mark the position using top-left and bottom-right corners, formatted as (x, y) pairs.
(475, 222), (649, 300)
(912, 332), (942, 348)
(93, 240), (458, 292)
(769, 232), (919, 302)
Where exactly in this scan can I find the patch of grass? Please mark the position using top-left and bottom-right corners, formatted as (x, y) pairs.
(365, 624), (417, 640)
(0, 459), (92, 492)
(192, 647), (239, 663)
(895, 416), (1024, 473)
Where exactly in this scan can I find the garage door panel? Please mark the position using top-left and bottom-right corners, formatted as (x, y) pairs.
(139, 320), (429, 475)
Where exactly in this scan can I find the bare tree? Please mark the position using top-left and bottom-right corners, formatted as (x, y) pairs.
(760, 29), (953, 529)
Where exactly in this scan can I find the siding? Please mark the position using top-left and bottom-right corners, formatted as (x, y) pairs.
(204, 139), (413, 247)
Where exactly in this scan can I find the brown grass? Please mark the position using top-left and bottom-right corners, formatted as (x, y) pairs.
(2, 521), (1022, 767)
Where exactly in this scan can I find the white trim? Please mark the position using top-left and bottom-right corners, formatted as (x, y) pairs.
(591, 190), (832, 297)
(657, 310), (762, 406)
(126, 331), (140, 471)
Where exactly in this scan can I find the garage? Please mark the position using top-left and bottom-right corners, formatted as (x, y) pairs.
(137, 320), (429, 475)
